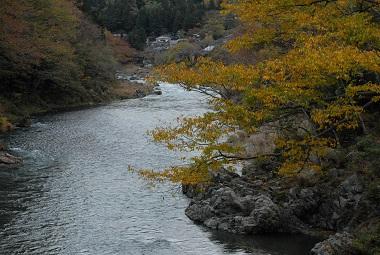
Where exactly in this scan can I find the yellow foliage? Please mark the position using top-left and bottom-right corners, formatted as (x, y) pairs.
(140, 0), (380, 184)
(0, 116), (12, 133)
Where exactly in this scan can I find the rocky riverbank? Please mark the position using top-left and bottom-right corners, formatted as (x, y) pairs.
(0, 143), (22, 170)
(111, 64), (158, 100)
(183, 162), (380, 254)
(0, 63), (155, 170)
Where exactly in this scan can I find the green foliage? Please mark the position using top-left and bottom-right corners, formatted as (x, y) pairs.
(0, 0), (117, 118)
(128, 27), (147, 50)
(349, 134), (380, 176)
(78, 0), (206, 49)
(202, 12), (226, 40)
(154, 42), (200, 65)
(223, 13), (238, 30)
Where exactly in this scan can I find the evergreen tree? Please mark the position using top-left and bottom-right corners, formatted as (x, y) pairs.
(128, 27), (147, 50)
(79, 0), (206, 49)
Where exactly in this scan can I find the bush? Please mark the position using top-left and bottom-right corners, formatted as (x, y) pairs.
(154, 42), (201, 65)
(202, 13), (225, 40)
(0, 116), (11, 133)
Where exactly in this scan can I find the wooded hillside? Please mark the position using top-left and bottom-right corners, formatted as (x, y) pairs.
(78, 0), (219, 49)
(0, 0), (118, 123)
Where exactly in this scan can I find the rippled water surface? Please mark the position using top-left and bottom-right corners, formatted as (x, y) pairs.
(0, 84), (318, 255)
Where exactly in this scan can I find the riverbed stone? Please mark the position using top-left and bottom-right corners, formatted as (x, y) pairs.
(0, 151), (22, 169)
(185, 201), (214, 222)
(248, 194), (280, 232)
(310, 232), (355, 255)
(209, 187), (244, 214)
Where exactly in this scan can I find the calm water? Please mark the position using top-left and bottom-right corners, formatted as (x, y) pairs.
(0, 83), (318, 255)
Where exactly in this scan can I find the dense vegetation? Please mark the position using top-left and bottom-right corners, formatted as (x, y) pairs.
(142, 0), (380, 184)
(140, 2), (380, 251)
(78, 0), (220, 49)
(0, 0), (118, 123)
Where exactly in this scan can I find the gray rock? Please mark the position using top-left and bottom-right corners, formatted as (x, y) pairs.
(209, 187), (244, 214)
(204, 217), (219, 229)
(207, 194), (280, 234)
(248, 195), (281, 233)
(287, 187), (320, 218)
(0, 152), (22, 169)
(185, 201), (214, 222)
(185, 190), (281, 234)
(310, 232), (355, 255)
(239, 195), (257, 215)
(341, 175), (363, 194)
(210, 169), (240, 183)
(184, 165), (375, 244)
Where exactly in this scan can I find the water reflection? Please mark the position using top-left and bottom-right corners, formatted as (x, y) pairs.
(209, 230), (321, 255)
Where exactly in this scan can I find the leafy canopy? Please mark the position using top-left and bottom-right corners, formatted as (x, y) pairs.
(0, 0), (117, 114)
(141, 0), (380, 184)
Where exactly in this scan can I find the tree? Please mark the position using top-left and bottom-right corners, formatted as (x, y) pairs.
(0, 0), (117, 118)
(128, 27), (147, 50)
(140, 0), (380, 184)
(79, 0), (207, 49)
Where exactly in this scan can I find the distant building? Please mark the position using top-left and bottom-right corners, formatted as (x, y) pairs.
(156, 36), (171, 43)
(149, 35), (172, 51)
(192, 33), (201, 39)
(203, 45), (215, 52)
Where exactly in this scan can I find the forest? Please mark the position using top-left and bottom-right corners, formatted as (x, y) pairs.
(142, 1), (380, 253)
(78, 0), (217, 49)
(0, 0), (118, 126)
(0, 0), (216, 127)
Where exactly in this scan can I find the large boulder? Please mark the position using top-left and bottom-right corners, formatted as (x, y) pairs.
(218, 194), (281, 234)
(185, 201), (214, 222)
(248, 194), (281, 232)
(209, 187), (244, 215)
(185, 188), (281, 234)
(310, 232), (355, 255)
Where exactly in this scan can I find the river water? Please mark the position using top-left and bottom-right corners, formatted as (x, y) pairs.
(0, 83), (318, 255)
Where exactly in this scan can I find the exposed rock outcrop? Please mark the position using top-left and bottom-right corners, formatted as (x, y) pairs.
(183, 167), (379, 254)
(310, 232), (355, 255)
(185, 185), (281, 234)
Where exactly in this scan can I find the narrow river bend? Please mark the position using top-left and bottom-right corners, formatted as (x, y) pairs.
(0, 83), (317, 255)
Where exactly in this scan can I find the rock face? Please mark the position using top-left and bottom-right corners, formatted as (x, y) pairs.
(0, 151), (22, 169)
(185, 185), (281, 234)
(183, 168), (378, 253)
(310, 232), (355, 255)
(184, 171), (283, 234)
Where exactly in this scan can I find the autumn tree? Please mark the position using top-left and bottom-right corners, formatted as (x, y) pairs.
(0, 0), (117, 119)
(141, 0), (380, 184)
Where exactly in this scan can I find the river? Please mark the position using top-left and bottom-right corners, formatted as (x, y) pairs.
(0, 83), (318, 255)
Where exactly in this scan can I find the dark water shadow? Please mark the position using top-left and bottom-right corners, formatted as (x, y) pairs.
(208, 229), (321, 255)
